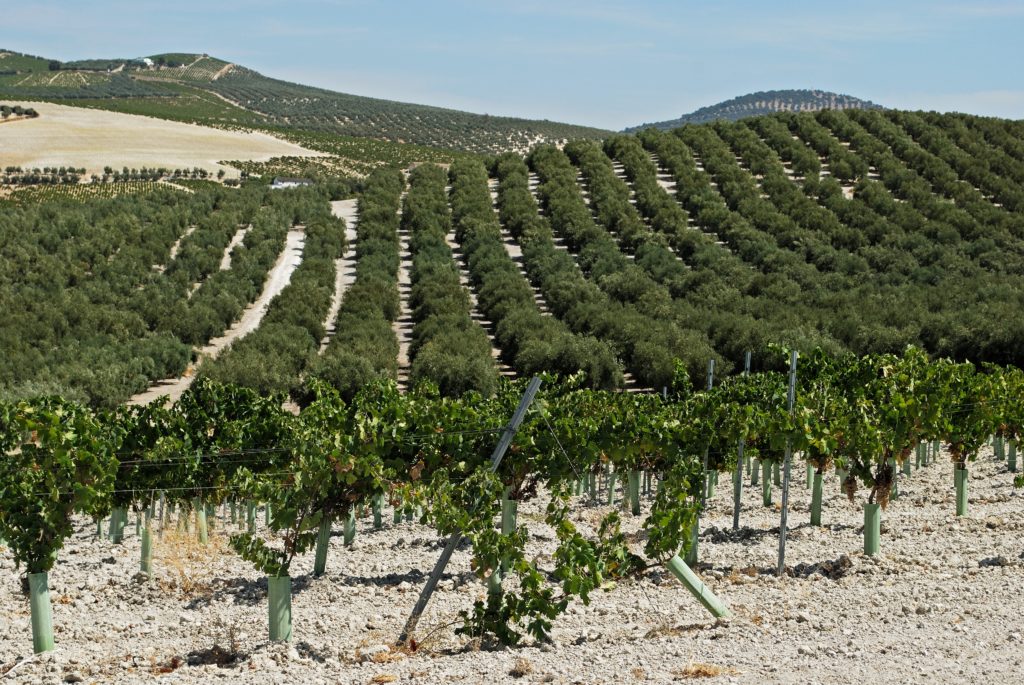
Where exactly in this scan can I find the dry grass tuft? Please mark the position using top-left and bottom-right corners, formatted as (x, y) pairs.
(632, 666), (647, 679)
(370, 650), (405, 664)
(727, 565), (758, 583)
(509, 657), (533, 678)
(673, 662), (739, 679)
(645, 621), (707, 639)
(153, 527), (225, 598)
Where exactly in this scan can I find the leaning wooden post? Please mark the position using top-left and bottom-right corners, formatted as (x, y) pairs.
(396, 376), (543, 646)
(776, 350), (798, 577)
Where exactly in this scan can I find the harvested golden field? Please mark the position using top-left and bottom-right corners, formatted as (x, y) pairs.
(0, 101), (324, 177)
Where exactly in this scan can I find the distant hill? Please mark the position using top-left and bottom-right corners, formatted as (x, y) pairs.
(625, 89), (884, 131)
(0, 49), (609, 154)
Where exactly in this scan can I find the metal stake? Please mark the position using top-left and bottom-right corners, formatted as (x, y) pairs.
(397, 377), (542, 645)
(777, 351), (798, 577)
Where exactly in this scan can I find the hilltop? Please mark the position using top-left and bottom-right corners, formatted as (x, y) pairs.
(0, 49), (609, 154)
(625, 89), (883, 131)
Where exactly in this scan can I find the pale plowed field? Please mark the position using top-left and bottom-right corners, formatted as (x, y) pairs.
(0, 101), (323, 177)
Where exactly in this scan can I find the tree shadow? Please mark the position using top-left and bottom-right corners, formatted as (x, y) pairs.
(185, 566), (479, 610)
(185, 573), (317, 609)
(691, 552), (854, 581)
(702, 522), (855, 546)
(702, 525), (779, 544)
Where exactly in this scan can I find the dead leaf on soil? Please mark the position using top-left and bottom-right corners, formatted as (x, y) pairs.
(673, 662), (739, 679)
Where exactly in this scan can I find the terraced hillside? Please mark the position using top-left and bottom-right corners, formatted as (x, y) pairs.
(0, 49), (609, 154)
(5, 109), (1024, 407)
(626, 89), (883, 130)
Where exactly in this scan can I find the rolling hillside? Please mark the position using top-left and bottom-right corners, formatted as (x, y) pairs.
(626, 89), (883, 131)
(0, 49), (609, 154)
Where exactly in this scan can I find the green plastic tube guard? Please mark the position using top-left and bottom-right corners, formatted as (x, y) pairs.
(955, 467), (968, 516)
(732, 455), (743, 531)
(140, 526), (153, 576)
(761, 461), (772, 507)
(195, 499), (208, 544)
(487, 567), (502, 595)
(109, 507), (126, 544)
(864, 503), (880, 556)
(268, 576), (292, 642)
(665, 555), (730, 618)
(500, 489), (518, 572)
(372, 494), (384, 530)
(810, 472), (823, 526)
(29, 571), (54, 653)
(627, 471), (641, 515)
(314, 518), (331, 576)
(684, 520), (698, 566)
(343, 510), (356, 545)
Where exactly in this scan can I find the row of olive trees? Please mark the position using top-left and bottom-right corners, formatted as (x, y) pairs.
(0, 104), (38, 117)
(403, 164), (499, 396)
(633, 124), (1024, 368)
(0, 187), (232, 406)
(199, 194), (348, 396)
(524, 146), (725, 388)
(448, 157), (622, 388)
(308, 168), (405, 400)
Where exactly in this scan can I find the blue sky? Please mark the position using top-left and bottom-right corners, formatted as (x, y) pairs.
(4, 0), (1023, 129)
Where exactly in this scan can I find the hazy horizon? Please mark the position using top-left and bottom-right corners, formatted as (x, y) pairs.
(5, 0), (1023, 129)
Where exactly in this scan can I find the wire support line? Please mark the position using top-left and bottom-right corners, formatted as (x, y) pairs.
(540, 411), (581, 479)
(27, 473), (297, 499)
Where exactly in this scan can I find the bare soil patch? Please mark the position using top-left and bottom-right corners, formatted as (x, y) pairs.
(0, 101), (323, 178)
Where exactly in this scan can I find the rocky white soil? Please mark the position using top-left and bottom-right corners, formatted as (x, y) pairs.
(2, 446), (1022, 684)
